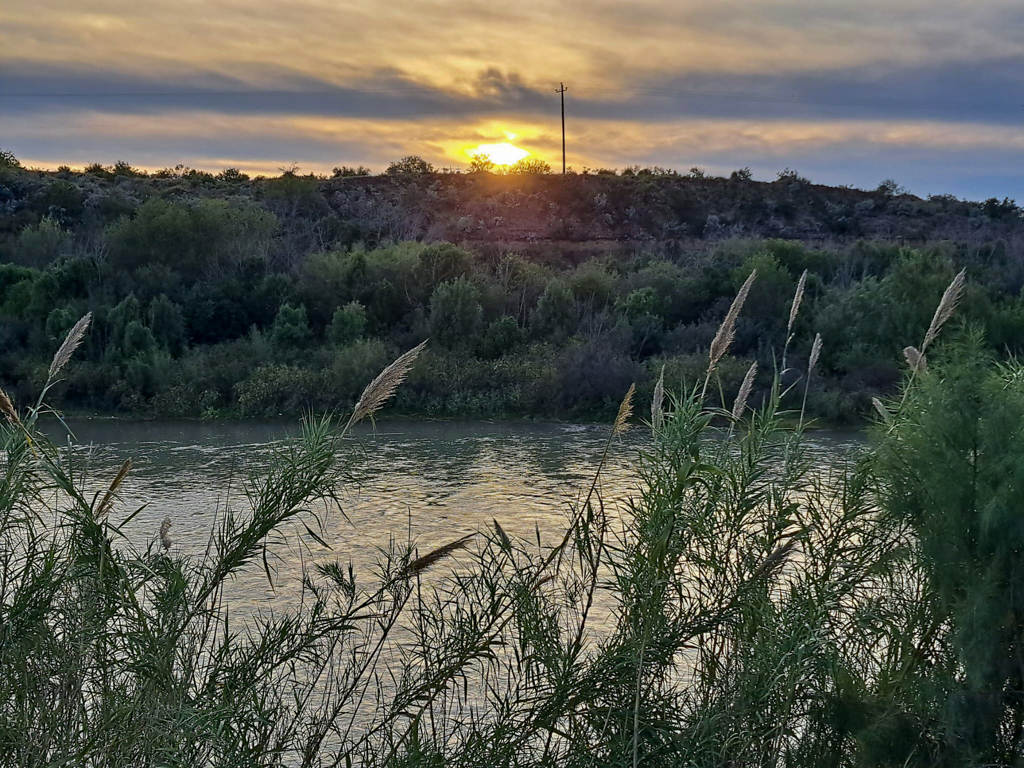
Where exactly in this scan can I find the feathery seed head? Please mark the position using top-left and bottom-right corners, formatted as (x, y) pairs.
(159, 517), (172, 551)
(709, 269), (757, 373)
(346, 340), (427, 431)
(97, 459), (132, 518)
(651, 365), (665, 434)
(923, 269), (966, 352)
(401, 534), (475, 578)
(49, 313), (92, 381)
(0, 389), (19, 426)
(808, 333), (823, 377)
(787, 270), (808, 336)
(903, 345), (927, 374)
(732, 361), (758, 420)
(614, 383), (635, 436)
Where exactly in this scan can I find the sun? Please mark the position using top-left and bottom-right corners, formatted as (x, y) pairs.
(466, 142), (530, 166)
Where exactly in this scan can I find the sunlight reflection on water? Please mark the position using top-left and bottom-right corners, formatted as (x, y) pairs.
(54, 419), (863, 612)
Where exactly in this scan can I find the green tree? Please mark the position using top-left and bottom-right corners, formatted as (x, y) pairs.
(569, 261), (616, 310)
(429, 278), (482, 347)
(107, 294), (143, 352)
(149, 295), (185, 353)
(123, 320), (157, 358)
(532, 280), (577, 340)
(44, 307), (76, 345)
(616, 287), (658, 321)
(477, 316), (525, 359)
(729, 252), (795, 351)
(416, 243), (475, 294)
(106, 198), (276, 279)
(14, 216), (71, 267)
(877, 338), (1024, 764)
(328, 301), (368, 346)
(270, 304), (313, 350)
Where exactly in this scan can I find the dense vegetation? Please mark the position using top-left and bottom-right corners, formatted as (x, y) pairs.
(3, 150), (1024, 423)
(6, 271), (1024, 766)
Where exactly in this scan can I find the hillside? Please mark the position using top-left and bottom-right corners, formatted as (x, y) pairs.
(2, 156), (1024, 424)
(3, 162), (1023, 253)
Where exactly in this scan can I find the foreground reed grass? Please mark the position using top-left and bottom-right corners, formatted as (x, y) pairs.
(3, 270), (1024, 767)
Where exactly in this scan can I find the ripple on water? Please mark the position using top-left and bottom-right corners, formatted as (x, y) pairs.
(46, 419), (861, 611)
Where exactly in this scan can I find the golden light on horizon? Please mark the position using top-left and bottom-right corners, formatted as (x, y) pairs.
(466, 142), (530, 166)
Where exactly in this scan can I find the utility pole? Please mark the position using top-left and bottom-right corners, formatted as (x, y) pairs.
(556, 83), (568, 173)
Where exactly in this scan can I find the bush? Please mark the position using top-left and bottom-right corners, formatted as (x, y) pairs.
(13, 216), (71, 267)
(531, 280), (577, 340)
(477, 316), (525, 359)
(506, 157), (551, 175)
(429, 278), (482, 348)
(328, 301), (368, 346)
(234, 364), (326, 416)
(270, 303), (313, 350)
(385, 155), (434, 175)
(332, 165), (371, 178)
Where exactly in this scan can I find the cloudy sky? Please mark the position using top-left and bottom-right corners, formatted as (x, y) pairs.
(3, 0), (1024, 198)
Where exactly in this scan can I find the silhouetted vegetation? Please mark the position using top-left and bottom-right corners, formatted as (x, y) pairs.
(2, 152), (1023, 422)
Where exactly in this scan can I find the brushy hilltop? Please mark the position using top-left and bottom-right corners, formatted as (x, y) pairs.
(3, 154), (1023, 245)
(2, 151), (1024, 423)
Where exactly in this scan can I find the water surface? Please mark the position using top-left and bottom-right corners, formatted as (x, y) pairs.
(55, 418), (863, 610)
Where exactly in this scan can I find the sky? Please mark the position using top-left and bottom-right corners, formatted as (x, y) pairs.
(2, 0), (1024, 199)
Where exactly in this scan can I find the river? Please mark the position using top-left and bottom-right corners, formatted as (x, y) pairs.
(54, 418), (863, 611)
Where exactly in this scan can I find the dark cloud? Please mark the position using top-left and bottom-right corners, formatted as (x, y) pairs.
(4, 54), (1024, 127)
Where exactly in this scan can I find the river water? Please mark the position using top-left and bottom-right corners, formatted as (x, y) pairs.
(54, 418), (863, 610)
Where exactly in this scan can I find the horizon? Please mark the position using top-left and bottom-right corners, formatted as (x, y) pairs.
(8, 156), (1010, 204)
(3, 1), (1024, 200)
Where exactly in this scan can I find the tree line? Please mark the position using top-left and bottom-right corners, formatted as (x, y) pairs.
(2, 152), (1024, 422)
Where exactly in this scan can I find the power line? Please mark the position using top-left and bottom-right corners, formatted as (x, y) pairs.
(556, 83), (567, 174)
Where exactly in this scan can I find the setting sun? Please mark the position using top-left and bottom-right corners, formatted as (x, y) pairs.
(466, 142), (530, 166)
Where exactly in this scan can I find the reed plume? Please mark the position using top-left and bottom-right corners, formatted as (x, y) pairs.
(96, 459), (131, 518)
(904, 345), (927, 374)
(493, 519), (512, 551)
(922, 269), (966, 352)
(48, 313), (92, 381)
(0, 389), (19, 426)
(872, 397), (892, 423)
(808, 333), (823, 377)
(651, 365), (665, 434)
(345, 340), (427, 432)
(782, 270), (808, 371)
(159, 517), (172, 552)
(798, 334), (823, 431)
(614, 384), (635, 436)
(400, 534), (475, 578)
(708, 270), (757, 376)
(732, 361), (758, 420)
(787, 270), (808, 338)
(749, 538), (799, 583)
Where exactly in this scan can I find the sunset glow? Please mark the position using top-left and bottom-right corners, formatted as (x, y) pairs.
(3, 1), (1024, 195)
(466, 142), (531, 166)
